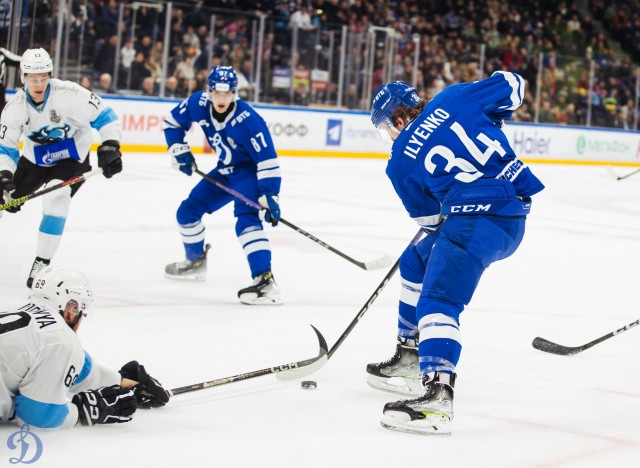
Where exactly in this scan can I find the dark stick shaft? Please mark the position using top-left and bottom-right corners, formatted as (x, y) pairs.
(618, 168), (640, 181)
(170, 324), (328, 395)
(194, 168), (388, 270)
(532, 319), (639, 355)
(327, 229), (424, 359)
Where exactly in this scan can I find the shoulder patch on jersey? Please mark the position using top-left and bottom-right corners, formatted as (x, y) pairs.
(230, 110), (251, 127)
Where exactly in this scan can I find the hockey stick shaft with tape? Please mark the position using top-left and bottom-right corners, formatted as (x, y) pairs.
(170, 324), (328, 395)
(0, 168), (103, 212)
(532, 318), (639, 356)
(194, 168), (391, 270)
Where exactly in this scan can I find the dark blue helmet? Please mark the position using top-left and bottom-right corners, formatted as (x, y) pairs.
(207, 66), (238, 92)
(370, 82), (421, 141)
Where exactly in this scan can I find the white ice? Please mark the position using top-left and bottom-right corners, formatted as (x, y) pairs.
(1, 153), (639, 467)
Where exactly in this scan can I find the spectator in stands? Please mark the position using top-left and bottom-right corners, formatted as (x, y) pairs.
(144, 55), (163, 87)
(290, 4), (314, 30)
(79, 75), (92, 91)
(165, 76), (181, 98)
(95, 73), (117, 95)
(129, 52), (150, 91)
(293, 81), (310, 106)
(94, 35), (118, 75)
(141, 77), (156, 96)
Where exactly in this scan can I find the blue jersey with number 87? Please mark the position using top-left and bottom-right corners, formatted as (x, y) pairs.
(163, 93), (281, 196)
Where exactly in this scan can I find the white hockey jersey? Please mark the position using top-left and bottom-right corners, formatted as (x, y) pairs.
(0, 303), (120, 429)
(0, 78), (122, 173)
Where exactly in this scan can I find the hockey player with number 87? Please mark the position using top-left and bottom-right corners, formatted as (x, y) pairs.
(163, 65), (283, 305)
(366, 72), (544, 435)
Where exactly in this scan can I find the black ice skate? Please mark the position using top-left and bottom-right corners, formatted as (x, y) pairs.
(27, 257), (50, 288)
(164, 244), (210, 282)
(380, 372), (456, 436)
(366, 336), (422, 396)
(237, 271), (282, 305)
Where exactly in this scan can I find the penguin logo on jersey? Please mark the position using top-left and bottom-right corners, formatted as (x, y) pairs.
(28, 124), (71, 144)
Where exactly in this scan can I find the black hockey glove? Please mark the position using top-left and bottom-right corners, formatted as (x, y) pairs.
(0, 171), (20, 213)
(258, 194), (281, 227)
(0, 170), (15, 193)
(72, 385), (137, 426)
(119, 360), (171, 409)
(97, 140), (123, 179)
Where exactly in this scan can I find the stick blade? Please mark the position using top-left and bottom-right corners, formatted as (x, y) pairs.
(363, 255), (393, 271)
(275, 324), (329, 381)
(605, 166), (620, 180)
(531, 337), (580, 356)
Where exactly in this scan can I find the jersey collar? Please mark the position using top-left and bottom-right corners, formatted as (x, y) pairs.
(25, 84), (51, 113)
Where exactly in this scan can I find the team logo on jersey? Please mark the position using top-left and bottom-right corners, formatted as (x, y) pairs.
(6, 425), (44, 464)
(326, 119), (342, 146)
(28, 124), (71, 144)
(50, 109), (61, 123)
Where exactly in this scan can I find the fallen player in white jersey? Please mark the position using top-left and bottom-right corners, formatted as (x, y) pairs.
(0, 266), (170, 429)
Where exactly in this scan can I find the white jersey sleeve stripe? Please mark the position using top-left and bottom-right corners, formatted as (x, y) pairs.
(257, 167), (282, 180)
(493, 71), (524, 111)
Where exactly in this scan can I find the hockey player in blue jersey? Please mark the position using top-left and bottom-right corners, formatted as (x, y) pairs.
(367, 72), (544, 435)
(163, 66), (283, 305)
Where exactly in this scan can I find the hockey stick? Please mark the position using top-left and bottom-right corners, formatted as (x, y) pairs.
(0, 168), (103, 212)
(606, 166), (640, 181)
(532, 319), (639, 356)
(328, 229), (424, 359)
(170, 324), (328, 396)
(194, 168), (391, 270)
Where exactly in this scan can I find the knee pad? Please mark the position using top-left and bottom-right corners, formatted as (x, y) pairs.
(399, 244), (426, 284)
(42, 184), (72, 217)
(176, 197), (209, 225)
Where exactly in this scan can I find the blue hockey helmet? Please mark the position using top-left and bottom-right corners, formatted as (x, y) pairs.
(370, 81), (421, 142)
(208, 65), (238, 92)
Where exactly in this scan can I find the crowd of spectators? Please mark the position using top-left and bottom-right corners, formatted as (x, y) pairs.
(17, 0), (640, 129)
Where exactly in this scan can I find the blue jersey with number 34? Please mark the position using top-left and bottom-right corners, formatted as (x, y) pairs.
(387, 71), (544, 221)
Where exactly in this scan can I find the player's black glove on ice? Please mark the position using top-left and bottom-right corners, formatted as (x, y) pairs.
(258, 194), (281, 226)
(0, 170), (15, 193)
(72, 385), (137, 425)
(97, 140), (123, 178)
(119, 360), (171, 409)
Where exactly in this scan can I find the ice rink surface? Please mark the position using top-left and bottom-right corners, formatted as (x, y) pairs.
(1, 152), (639, 467)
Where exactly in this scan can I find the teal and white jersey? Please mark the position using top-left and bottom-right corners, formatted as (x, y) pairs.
(0, 303), (119, 429)
(0, 78), (122, 173)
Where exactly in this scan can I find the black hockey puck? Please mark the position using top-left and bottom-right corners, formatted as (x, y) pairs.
(301, 380), (317, 390)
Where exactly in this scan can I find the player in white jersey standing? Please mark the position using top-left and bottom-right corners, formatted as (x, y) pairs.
(0, 266), (170, 430)
(0, 48), (123, 288)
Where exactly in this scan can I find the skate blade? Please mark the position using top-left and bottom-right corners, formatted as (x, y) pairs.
(164, 272), (206, 282)
(380, 412), (451, 436)
(367, 375), (422, 396)
(239, 295), (283, 306)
